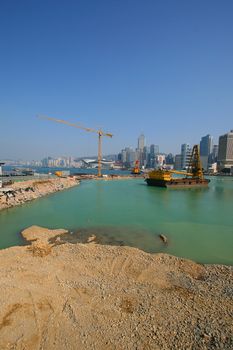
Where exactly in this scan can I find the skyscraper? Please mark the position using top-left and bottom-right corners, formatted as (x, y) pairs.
(174, 154), (182, 170)
(181, 144), (192, 169)
(138, 134), (145, 151)
(200, 134), (213, 157)
(218, 130), (233, 170)
(149, 144), (159, 167)
(200, 134), (213, 170)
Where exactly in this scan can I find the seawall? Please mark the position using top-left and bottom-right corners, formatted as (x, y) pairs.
(0, 177), (79, 211)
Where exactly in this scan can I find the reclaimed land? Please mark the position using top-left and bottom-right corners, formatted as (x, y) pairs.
(0, 177), (79, 211)
(0, 226), (232, 350)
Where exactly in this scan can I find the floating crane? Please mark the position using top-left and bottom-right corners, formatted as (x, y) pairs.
(146, 145), (210, 188)
(38, 115), (113, 177)
(131, 160), (141, 175)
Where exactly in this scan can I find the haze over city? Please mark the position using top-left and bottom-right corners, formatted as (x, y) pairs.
(0, 0), (233, 160)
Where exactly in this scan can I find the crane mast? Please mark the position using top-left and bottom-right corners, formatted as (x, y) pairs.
(38, 115), (113, 177)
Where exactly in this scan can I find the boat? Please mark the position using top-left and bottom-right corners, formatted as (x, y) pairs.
(146, 145), (210, 188)
(131, 160), (141, 175)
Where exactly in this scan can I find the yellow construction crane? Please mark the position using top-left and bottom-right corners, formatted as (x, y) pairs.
(38, 115), (113, 177)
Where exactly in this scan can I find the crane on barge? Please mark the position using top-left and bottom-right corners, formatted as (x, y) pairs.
(38, 115), (113, 177)
(146, 145), (210, 188)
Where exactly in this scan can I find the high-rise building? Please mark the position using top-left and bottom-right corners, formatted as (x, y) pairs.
(174, 155), (182, 170)
(148, 144), (159, 167)
(218, 130), (233, 170)
(212, 145), (219, 162)
(155, 154), (165, 167)
(165, 153), (174, 165)
(181, 144), (192, 169)
(138, 134), (145, 151)
(200, 134), (213, 157)
(200, 134), (213, 170)
(150, 144), (159, 155)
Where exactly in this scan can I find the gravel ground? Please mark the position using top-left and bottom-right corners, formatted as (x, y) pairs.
(0, 226), (232, 350)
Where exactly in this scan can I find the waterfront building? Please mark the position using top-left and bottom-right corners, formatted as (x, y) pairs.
(155, 154), (165, 168)
(149, 144), (159, 167)
(174, 154), (182, 170)
(181, 144), (192, 169)
(150, 144), (159, 155)
(200, 134), (213, 170)
(165, 153), (174, 165)
(209, 145), (218, 164)
(120, 147), (137, 167)
(212, 145), (219, 162)
(142, 146), (150, 167)
(138, 134), (145, 151)
(126, 147), (136, 167)
(200, 134), (213, 157)
(121, 149), (127, 164)
(218, 130), (233, 170)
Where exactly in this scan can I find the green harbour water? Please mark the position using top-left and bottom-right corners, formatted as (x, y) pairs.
(0, 177), (232, 265)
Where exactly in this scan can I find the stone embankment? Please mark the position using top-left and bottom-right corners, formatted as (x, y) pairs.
(0, 177), (79, 211)
(0, 225), (232, 350)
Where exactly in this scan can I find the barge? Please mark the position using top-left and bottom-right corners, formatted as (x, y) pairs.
(146, 145), (210, 188)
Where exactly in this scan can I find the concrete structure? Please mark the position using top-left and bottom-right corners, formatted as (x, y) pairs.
(218, 130), (233, 170)
(149, 144), (159, 167)
(208, 162), (218, 174)
(138, 134), (145, 151)
(174, 154), (182, 170)
(209, 145), (219, 164)
(181, 144), (192, 169)
(155, 154), (165, 167)
(200, 134), (213, 170)
(200, 134), (213, 157)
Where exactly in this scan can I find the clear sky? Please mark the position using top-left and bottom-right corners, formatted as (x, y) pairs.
(0, 0), (232, 160)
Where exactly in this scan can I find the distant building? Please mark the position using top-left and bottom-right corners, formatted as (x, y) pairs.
(138, 134), (145, 151)
(200, 134), (213, 170)
(165, 153), (174, 165)
(121, 149), (127, 164)
(200, 134), (213, 157)
(181, 144), (192, 169)
(218, 130), (233, 170)
(209, 145), (219, 164)
(126, 147), (136, 167)
(208, 162), (218, 174)
(150, 144), (159, 155)
(174, 154), (182, 170)
(148, 144), (159, 167)
(155, 154), (165, 167)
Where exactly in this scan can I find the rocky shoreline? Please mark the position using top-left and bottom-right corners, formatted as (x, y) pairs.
(0, 177), (79, 211)
(0, 226), (232, 350)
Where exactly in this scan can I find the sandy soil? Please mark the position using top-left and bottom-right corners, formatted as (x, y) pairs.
(0, 226), (232, 350)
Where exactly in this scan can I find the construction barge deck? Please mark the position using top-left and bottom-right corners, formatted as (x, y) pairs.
(146, 177), (210, 188)
(146, 145), (210, 189)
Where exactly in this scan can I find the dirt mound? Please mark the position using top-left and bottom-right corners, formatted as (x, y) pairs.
(0, 226), (232, 349)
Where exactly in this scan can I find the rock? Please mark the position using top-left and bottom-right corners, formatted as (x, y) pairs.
(159, 233), (168, 244)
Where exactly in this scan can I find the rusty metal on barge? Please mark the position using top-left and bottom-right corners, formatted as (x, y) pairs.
(146, 145), (210, 188)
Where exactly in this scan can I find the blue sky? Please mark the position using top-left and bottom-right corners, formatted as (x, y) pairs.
(0, 0), (232, 160)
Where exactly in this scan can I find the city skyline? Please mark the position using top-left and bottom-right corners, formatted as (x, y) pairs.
(1, 129), (229, 165)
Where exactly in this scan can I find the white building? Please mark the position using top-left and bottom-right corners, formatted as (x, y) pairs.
(181, 144), (192, 169)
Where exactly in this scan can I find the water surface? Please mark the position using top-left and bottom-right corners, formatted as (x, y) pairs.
(0, 177), (232, 265)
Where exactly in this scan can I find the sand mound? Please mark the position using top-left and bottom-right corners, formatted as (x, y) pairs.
(0, 226), (232, 349)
